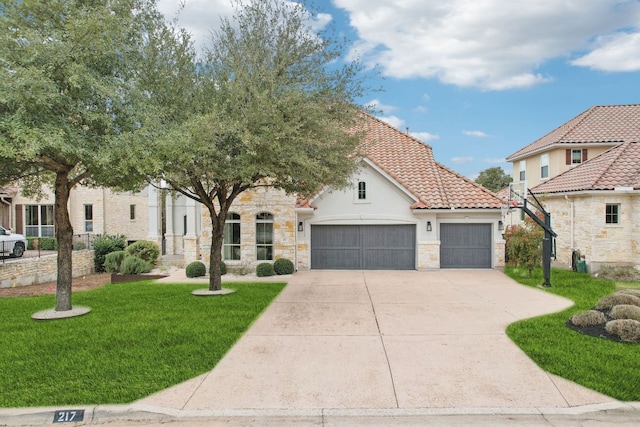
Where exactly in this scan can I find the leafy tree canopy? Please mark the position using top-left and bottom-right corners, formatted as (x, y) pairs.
(475, 166), (513, 193)
(0, 0), (177, 311)
(127, 0), (372, 290)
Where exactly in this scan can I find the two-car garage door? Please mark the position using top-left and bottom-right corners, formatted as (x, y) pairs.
(311, 225), (415, 270)
(310, 223), (492, 270)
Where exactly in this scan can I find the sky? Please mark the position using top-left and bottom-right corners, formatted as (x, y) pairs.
(157, 0), (640, 179)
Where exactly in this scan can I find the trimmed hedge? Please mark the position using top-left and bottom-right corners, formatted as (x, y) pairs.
(273, 258), (294, 275)
(186, 261), (206, 278)
(219, 261), (227, 276)
(256, 262), (274, 277)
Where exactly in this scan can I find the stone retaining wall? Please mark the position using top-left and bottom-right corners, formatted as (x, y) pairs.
(0, 250), (95, 288)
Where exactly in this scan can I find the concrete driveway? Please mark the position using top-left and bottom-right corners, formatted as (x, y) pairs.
(138, 270), (614, 411)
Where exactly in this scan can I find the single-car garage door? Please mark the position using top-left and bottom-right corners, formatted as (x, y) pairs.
(311, 225), (415, 270)
(440, 223), (492, 268)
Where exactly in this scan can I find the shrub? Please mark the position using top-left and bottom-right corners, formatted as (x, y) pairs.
(596, 265), (640, 281)
(186, 261), (206, 278)
(618, 289), (640, 298)
(39, 237), (57, 251)
(73, 242), (86, 250)
(570, 310), (607, 327)
(256, 262), (274, 277)
(610, 305), (640, 322)
(605, 319), (640, 342)
(125, 240), (160, 266)
(120, 256), (152, 275)
(273, 258), (294, 275)
(504, 222), (543, 276)
(27, 237), (37, 250)
(104, 251), (127, 273)
(93, 234), (126, 272)
(595, 293), (640, 310)
(219, 261), (227, 276)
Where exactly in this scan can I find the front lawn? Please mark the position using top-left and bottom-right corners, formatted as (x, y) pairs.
(0, 281), (285, 407)
(505, 266), (640, 401)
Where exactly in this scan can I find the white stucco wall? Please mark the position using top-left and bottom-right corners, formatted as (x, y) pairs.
(296, 162), (504, 269)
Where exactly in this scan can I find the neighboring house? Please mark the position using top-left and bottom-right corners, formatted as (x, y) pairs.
(506, 105), (640, 189)
(531, 142), (640, 273)
(157, 114), (506, 270)
(505, 104), (640, 272)
(3, 184), (150, 244)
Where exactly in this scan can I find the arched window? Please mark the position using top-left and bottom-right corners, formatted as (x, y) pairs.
(357, 181), (367, 200)
(256, 212), (274, 261)
(223, 213), (241, 260)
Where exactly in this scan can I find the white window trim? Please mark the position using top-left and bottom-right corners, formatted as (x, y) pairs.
(353, 180), (371, 204)
(540, 154), (549, 180)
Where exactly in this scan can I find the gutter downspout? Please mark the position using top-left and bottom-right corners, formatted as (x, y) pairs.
(565, 195), (574, 266)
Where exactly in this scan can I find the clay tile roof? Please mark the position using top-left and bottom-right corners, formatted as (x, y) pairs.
(506, 104), (640, 161)
(532, 141), (640, 194)
(362, 114), (503, 209)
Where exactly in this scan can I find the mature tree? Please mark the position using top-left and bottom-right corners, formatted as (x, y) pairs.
(134, 0), (369, 291)
(0, 0), (176, 312)
(476, 166), (513, 192)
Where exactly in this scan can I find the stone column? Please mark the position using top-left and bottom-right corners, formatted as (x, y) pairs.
(183, 197), (200, 263)
(147, 184), (161, 249)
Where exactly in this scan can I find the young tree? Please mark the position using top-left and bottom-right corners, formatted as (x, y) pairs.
(135, 0), (370, 291)
(476, 166), (513, 192)
(0, 0), (173, 312)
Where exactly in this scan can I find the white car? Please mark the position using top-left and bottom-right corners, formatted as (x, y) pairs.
(0, 225), (27, 258)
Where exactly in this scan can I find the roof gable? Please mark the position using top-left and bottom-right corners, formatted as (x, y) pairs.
(362, 114), (502, 209)
(506, 104), (640, 161)
(532, 141), (640, 194)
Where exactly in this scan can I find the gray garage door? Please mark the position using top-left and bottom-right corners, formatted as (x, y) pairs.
(440, 223), (492, 268)
(311, 225), (416, 270)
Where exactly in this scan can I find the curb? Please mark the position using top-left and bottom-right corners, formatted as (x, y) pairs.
(2, 401), (639, 426)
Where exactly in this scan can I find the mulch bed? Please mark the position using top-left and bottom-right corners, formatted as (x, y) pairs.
(0, 273), (112, 298)
(566, 320), (627, 343)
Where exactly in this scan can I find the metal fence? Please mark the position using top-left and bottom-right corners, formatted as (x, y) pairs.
(0, 233), (92, 264)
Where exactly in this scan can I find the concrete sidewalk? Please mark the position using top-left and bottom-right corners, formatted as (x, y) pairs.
(4, 269), (639, 426)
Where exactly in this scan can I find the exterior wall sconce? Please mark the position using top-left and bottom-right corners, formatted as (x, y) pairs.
(426, 221), (432, 232)
(298, 221), (304, 232)
(498, 220), (504, 231)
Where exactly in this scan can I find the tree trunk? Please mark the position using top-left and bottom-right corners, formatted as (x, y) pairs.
(207, 211), (226, 291)
(54, 171), (74, 311)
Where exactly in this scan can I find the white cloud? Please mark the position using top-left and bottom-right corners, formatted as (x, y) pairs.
(378, 115), (405, 128)
(413, 105), (428, 114)
(572, 31), (640, 71)
(484, 158), (507, 164)
(451, 156), (474, 164)
(410, 132), (439, 142)
(335, 0), (640, 90)
(158, 0), (333, 54)
(463, 130), (489, 138)
(367, 99), (397, 114)
(158, 0), (232, 54)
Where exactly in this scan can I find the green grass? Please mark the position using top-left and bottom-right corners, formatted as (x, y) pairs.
(505, 266), (640, 401)
(0, 281), (285, 407)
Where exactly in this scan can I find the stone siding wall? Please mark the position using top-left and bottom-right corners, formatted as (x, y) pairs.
(539, 193), (639, 272)
(417, 241), (440, 269)
(200, 187), (297, 271)
(0, 250), (95, 288)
